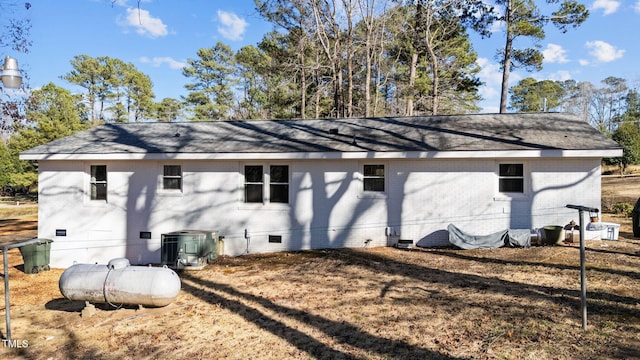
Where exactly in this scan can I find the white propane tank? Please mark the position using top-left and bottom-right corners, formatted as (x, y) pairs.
(59, 258), (181, 307)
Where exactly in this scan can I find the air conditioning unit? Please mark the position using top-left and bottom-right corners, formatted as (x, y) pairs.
(161, 230), (218, 270)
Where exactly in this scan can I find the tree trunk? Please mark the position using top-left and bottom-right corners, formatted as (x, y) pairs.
(365, 48), (372, 117)
(300, 52), (306, 119)
(336, 65), (343, 118)
(314, 60), (321, 118)
(499, 1), (513, 114)
(406, 51), (418, 116)
(373, 20), (386, 116)
(358, 0), (380, 117)
(347, 50), (353, 118)
(425, 34), (439, 115)
(345, 0), (354, 118)
(311, 0), (343, 117)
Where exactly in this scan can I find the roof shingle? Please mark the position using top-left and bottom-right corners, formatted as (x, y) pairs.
(21, 113), (621, 156)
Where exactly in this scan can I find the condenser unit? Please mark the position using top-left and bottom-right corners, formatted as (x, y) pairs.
(161, 230), (218, 270)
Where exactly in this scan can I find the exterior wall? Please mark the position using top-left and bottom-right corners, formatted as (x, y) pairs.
(37, 157), (603, 268)
(390, 158), (601, 246)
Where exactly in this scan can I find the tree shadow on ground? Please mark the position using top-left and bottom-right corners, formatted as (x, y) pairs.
(179, 272), (457, 360)
(182, 248), (640, 359)
(423, 248), (640, 281)
(337, 249), (640, 313)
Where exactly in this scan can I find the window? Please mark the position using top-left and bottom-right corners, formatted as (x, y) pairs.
(243, 164), (289, 204)
(244, 165), (264, 203)
(90, 165), (107, 200)
(163, 165), (182, 190)
(363, 164), (385, 192)
(499, 164), (524, 193)
(270, 165), (289, 203)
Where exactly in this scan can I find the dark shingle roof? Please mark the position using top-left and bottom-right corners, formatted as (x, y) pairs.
(21, 113), (621, 157)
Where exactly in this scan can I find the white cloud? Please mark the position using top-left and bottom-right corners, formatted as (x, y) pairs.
(139, 56), (186, 70)
(483, 5), (505, 34)
(489, 19), (504, 35)
(476, 58), (502, 88)
(481, 105), (500, 113)
(216, 10), (248, 41)
(585, 40), (625, 62)
(118, 8), (168, 38)
(579, 59), (590, 66)
(592, 0), (620, 15)
(476, 57), (506, 108)
(475, 57), (533, 112)
(111, 0), (153, 8)
(548, 70), (572, 81)
(509, 72), (522, 85)
(543, 44), (569, 64)
(481, 86), (500, 101)
(635, 0), (640, 12)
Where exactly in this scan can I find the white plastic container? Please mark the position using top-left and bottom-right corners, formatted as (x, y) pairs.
(600, 222), (620, 240)
(585, 222), (620, 241)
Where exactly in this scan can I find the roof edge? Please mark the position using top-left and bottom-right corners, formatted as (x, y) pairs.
(20, 148), (623, 161)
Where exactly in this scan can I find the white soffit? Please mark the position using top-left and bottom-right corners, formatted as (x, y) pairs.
(20, 148), (623, 161)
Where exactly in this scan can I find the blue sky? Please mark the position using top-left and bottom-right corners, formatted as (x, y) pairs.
(13, 0), (640, 114)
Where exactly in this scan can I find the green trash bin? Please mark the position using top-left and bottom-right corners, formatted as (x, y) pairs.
(542, 226), (564, 245)
(18, 239), (53, 274)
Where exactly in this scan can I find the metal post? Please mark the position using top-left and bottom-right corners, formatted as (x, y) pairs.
(3, 246), (11, 340)
(2, 238), (50, 340)
(577, 209), (587, 331)
(566, 204), (598, 331)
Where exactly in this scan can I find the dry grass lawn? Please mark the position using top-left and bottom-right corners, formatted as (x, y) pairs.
(0, 179), (639, 359)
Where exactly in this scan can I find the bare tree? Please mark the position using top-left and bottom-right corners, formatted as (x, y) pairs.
(0, 1), (31, 136)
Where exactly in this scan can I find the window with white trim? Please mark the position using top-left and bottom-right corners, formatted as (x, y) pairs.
(90, 165), (107, 201)
(163, 165), (182, 190)
(244, 165), (264, 203)
(269, 165), (289, 203)
(498, 163), (524, 193)
(243, 164), (289, 204)
(363, 164), (385, 192)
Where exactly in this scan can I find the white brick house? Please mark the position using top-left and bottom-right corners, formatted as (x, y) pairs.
(20, 113), (622, 267)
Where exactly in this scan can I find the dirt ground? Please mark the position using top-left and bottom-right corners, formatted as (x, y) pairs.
(0, 179), (639, 359)
(601, 175), (640, 210)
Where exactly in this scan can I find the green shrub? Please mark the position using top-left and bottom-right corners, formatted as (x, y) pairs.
(612, 202), (634, 217)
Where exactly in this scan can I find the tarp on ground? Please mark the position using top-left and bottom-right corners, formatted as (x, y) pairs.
(447, 224), (531, 249)
(506, 229), (531, 248)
